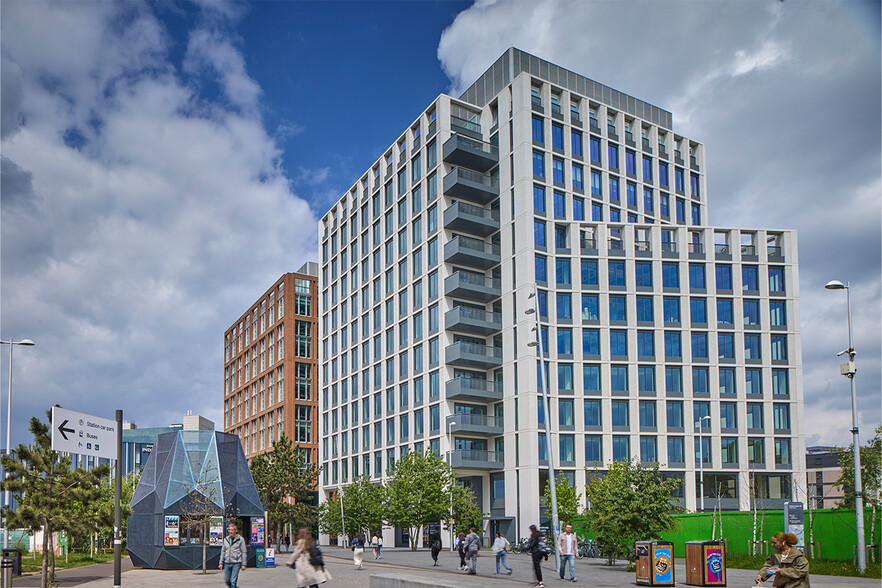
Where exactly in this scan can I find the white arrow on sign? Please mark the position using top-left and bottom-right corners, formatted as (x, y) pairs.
(51, 406), (118, 460)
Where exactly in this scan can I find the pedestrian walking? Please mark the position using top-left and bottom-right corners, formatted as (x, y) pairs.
(456, 531), (467, 570)
(429, 530), (442, 566)
(351, 531), (366, 570)
(464, 527), (480, 575)
(376, 533), (383, 559)
(492, 532), (512, 575)
(755, 532), (810, 588)
(287, 527), (331, 588)
(370, 533), (379, 559)
(218, 523), (246, 588)
(557, 523), (578, 582)
(284, 533), (290, 553)
(528, 524), (548, 588)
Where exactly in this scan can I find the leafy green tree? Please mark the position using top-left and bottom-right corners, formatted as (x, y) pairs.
(317, 475), (388, 541)
(543, 473), (581, 526)
(1, 412), (110, 588)
(386, 450), (453, 550)
(250, 435), (319, 548)
(835, 425), (882, 542)
(450, 481), (484, 535)
(584, 459), (683, 565)
(70, 472), (137, 557)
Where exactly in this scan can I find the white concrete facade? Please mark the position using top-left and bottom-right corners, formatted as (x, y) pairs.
(317, 48), (805, 545)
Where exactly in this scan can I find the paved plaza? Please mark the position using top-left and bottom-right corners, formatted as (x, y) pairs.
(15, 547), (879, 587)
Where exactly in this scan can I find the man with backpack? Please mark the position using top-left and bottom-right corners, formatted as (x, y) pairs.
(464, 527), (480, 575)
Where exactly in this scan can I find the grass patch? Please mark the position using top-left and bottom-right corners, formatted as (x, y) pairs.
(724, 552), (881, 579)
(18, 551), (119, 575)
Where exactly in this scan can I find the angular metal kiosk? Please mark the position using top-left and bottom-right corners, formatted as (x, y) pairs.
(127, 430), (264, 569)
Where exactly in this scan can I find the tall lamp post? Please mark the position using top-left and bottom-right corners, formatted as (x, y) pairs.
(447, 421), (456, 552)
(824, 280), (866, 573)
(695, 415), (711, 512)
(1, 338), (35, 549)
(526, 291), (560, 571)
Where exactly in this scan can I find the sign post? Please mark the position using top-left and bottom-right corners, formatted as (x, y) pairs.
(784, 502), (805, 549)
(114, 409), (122, 587)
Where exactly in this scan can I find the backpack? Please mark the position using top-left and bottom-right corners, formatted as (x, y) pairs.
(537, 537), (551, 555)
(308, 542), (324, 568)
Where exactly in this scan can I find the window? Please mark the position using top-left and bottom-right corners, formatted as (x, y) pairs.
(556, 259), (571, 285)
(295, 321), (311, 357)
(771, 336), (788, 361)
(611, 400), (629, 426)
(627, 182), (637, 207)
(769, 266), (785, 293)
(746, 368), (762, 396)
(559, 435), (575, 462)
(720, 402), (737, 429)
(690, 173), (700, 198)
(642, 156), (653, 182)
(665, 366), (682, 393)
(635, 262), (652, 287)
(610, 330), (627, 356)
(745, 334), (761, 360)
(589, 137), (601, 163)
(557, 293), (572, 320)
(675, 167), (685, 191)
(552, 158), (565, 184)
(557, 327), (572, 354)
(534, 220), (546, 247)
(666, 401), (683, 428)
(770, 301), (786, 326)
(676, 198), (686, 223)
(608, 144), (619, 169)
(773, 404), (791, 430)
(659, 162), (669, 186)
(553, 191), (565, 216)
(637, 332), (654, 357)
(532, 151), (545, 177)
(668, 437), (685, 463)
(692, 367), (709, 394)
(717, 299), (733, 324)
(689, 264), (706, 289)
(591, 202), (603, 221)
(585, 436), (602, 462)
(591, 170), (602, 196)
(715, 265), (732, 290)
(612, 436), (630, 462)
(638, 366), (655, 392)
(660, 194), (670, 218)
(609, 261), (625, 286)
(663, 298), (680, 323)
(664, 332), (681, 358)
(775, 438), (791, 465)
(610, 365), (628, 392)
(573, 197), (584, 221)
(609, 176), (620, 201)
(690, 298), (707, 324)
(691, 332), (708, 359)
(718, 333), (735, 359)
(625, 150), (636, 175)
(746, 403), (764, 429)
(772, 369), (789, 396)
(533, 185), (547, 213)
(535, 255), (547, 282)
(581, 294), (599, 320)
(571, 131), (583, 157)
(748, 438), (765, 464)
(584, 400), (601, 426)
(572, 164), (584, 191)
(639, 401), (656, 427)
(636, 296), (653, 322)
(609, 296), (626, 321)
(583, 364), (600, 391)
(532, 116), (544, 143)
(554, 225), (567, 249)
(743, 265), (759, 292)
(662, 263), (679, 288)
(552, 123), (564, 150)
(640, 437), (657, 463)
(721, 438), (738, 464)
(558, 399), (574, 426)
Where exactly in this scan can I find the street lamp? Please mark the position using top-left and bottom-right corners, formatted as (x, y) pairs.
(526, 291), (560, 571)
(824, 279), (866, 573)
(0, 338), (35, 549)
(447, 421), (456, 552)
(695, 415), (711, 512)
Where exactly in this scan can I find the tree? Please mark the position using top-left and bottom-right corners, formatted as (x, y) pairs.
(1, 412), (109, 588)
(178, 464), (223, 574)
(385, 450), (453, 550)
(835, 425), (882, 541)
(450, 481), (484, 535)
(584, 459), (683, 565)
(319, 475), (387, 540)
(250, 435), (320, 549)
(543, 473), (581, 526)
(70, 472), (137, 558)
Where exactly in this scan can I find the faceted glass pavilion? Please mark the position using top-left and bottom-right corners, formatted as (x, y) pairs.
(127, 430), (263, 569)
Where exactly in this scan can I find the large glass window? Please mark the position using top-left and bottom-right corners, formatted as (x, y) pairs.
(612, 436), (630, 462)
(552, 123), (564, 150)
(689, 264), (706, 289)
(609, 261), (626, 286)
(663, 298), (680, 322)
(584, 400), (601, 426)
(715, 265), (732, 290)
(769, 266), (785, 293)
(585, 436), (602, 462)
(609, 296), (626, 321)
(583, 329), (600, 355)
(690, 298), (707, 324)
(743, 265), (759, 292)
(662, 263), (679, 288)
(610, 330), (627, 356)
(532, 116), (544, 143)
(556, 259), (571, 285)
(635, 262), (652, 287)
(636, 296), (653, 322)
(581, 294), (599, 320)
(610, 365), (628, 392)
(533, 151), (545, 177)
(611, 400), (629, 426)
(666, 401), (683, 428)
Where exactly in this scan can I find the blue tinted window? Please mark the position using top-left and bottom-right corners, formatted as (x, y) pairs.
(555, 259), (571, 285)
(581, 294), (599, 320)
(609, 261), (626, 286)
(609, 176), (620, 201)
(610, 366), (628, 392)
(556, 293), (571, 319)
(627, 182), (637, 206)
(583, 330), (600, 355)
(689, 264), (706, 289)
(717, 299), (734, 324)
(637, 332), (654, 357)
(715, 265), (732, 290)
(743, 266), (759, 291)
(636, 262), (652, 287)
(636, 296), (653, 322)
(535, 255), (547, 282)
(769, 266), (785, 292)
(533, 220), (546, 247)
(581, 260), (598, 286)
(718, 333), (735, 359)
(608, 145), (618, 169)
(625, 150), (636, 174)
(571, 131), (583, 157)
(573, 197), (584, 221)
(690, 298), (707, 323)
(609, 296), (626, 321)
(532, 116), (544, 143)
(610, 330), (627, 356)
(663, 297), (680, 322)
(552, 123), (564, 149)
(590, 137), (601, 164)
(659, 162), (669, 186)
(532, 151), (545, 177)
(583, 365), (600, 391)
(552, 158), (564, 183)
(585, 436), (602, 462)
(664, 332), (681, 358)
(557, 328), (572, 354)
(533, 185), (546, 212)
(745, 334), (761, 359)
(692, 367), (709, 393)
(572, 165), (584, 190)
(691, 333), (708, 358)
(643, 156), (653, 181)
(591, 202), (603, 221)
(662, 263), (679, 288)
(743, 299), (760, 325)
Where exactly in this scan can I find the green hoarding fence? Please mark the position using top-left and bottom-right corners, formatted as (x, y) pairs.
(574, 508), (881, 562)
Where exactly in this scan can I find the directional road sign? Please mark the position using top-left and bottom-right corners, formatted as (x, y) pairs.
(51, 406), (119, 460)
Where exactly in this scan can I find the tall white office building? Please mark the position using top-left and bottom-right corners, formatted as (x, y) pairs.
(317, 48), (804, 545)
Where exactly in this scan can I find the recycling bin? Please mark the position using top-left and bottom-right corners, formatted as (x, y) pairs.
(1, 549), (20, 577)
(636, 541), (675, 586)
(685, 540), (726, 586)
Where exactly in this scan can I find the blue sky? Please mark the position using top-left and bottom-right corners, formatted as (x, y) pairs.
(1, 0), (880, 455)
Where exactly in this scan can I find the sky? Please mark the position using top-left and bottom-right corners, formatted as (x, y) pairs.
(1, 0), (880, 454)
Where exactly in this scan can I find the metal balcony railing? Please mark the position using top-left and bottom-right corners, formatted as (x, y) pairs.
(741, 245), (757, 256)
(581, 238), (597, 250)
(635, 240), (651, 253)
(688, 242), (705, 254)
(715, 244), (730, 255)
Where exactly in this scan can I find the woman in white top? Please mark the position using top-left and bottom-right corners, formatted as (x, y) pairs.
(492, 532), (512, 575)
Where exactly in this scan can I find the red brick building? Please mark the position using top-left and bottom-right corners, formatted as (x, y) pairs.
(223, 262), (319, 465)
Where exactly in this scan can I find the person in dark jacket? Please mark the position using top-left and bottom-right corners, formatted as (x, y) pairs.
(528, 524), (547, 588)
(429, 530), (442, 566)
(284, 533), (291, 552)
(456, 531), (467, 570)
(218, 523), (247, 588)
(755, 532), (810, 588)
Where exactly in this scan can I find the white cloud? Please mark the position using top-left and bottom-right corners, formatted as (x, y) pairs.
(1, 1), (315, 434)
(439, 0), (882, 447)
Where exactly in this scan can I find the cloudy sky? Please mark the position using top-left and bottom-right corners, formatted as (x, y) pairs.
(2, 0), (879, 452)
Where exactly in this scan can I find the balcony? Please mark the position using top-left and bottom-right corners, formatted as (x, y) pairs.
(446, 377), (503, 403)
(661, 242), (678, 258)
(444, 235), (500, 269)
(690, 155), (700, 171)
(580, 237), (598, 255)
(625, 130), (636, 148)
(688, 242), (705, 259)
(449, 449), (504, 470)
(642, 137), (653, 154)
(768, 246), (784, 261)
(608, 238), (625, 256)
(635, 240), (651, 256)
(589, 119), (601, 135)
(447, 414), (503, 436)
(450, 114), (482, 140)
(674, 151), (685, 166)
(608, 126), (619, 142)
(443, 167), (499, 205)
(445, 271), (501, 302)
(715, 244), (732, 260)
(445, 341), (503, 369)
(443, 201), (500, 237)
(442, 134), (499, 173)
(445, 307), (502, 336)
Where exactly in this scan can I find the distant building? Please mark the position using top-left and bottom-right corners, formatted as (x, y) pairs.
(806, 445), (844, 509)
(222, 263), (319, 465)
